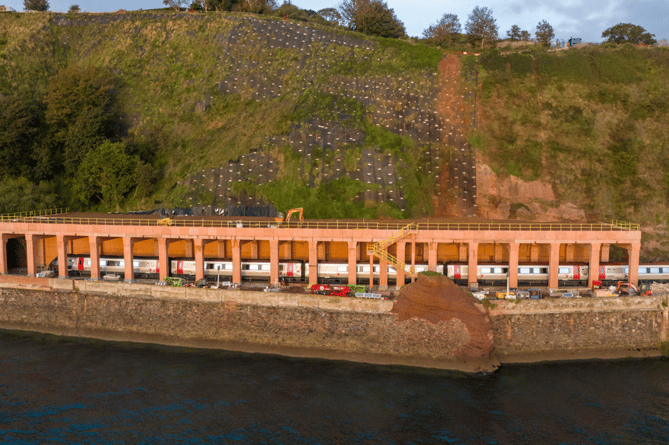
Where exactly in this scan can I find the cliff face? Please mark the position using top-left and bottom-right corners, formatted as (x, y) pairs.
(3, 12), (669, 258)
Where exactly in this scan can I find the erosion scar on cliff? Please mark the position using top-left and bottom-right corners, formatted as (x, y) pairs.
(434, 54), (478, 217)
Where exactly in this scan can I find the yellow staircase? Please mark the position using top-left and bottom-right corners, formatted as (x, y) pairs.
(366, 223), (418, 277)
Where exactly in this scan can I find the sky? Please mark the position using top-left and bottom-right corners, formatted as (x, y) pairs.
(5, 0), (668, 44)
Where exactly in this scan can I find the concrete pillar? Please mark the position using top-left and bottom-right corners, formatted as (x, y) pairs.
(309, 240), (318, 287)
(270, 238), (279, 285)
(428, 242), (437, 272)
(411, 236), (416, 283)
(530, 244), (539, 263)
(347, 241), (357, 285)
(628, 244), (640, 287)
(158, 238), (169, 281)
(25, 234), (37, 277)
(56, 234), (68, 279)
(369, 248), (374, 287)
(494, 244), (504, 263)
(123, 237), (135, 282)
(194, 238), (205, 282)
(508, 242), (519, 288)
(232, 239), (242, 284)
(588, 243), (601, 289)
(565, 244), (575, 263)
(89, 236), (101, 280)
(601, 244), (610, 263)
(0, 234), (8, 274)
(548, 242), (560, 289)
(468, 242), (478, 288)
(458, 244), (467, 262)
(379, 256), (388, 290)
(396, 242), (406, 288)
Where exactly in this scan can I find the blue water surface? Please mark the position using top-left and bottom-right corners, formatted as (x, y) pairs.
(0, 330), (667, 444)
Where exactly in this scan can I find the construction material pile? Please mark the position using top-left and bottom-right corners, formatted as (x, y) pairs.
(391, 273), (494, 360)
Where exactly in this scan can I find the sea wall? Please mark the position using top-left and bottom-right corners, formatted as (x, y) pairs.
(0, 279), (667, 371)
(0, 279), (495, 372)
(488, 296), (669, 362)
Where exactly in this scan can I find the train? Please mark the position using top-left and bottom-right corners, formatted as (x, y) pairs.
(51, 256), (669, 286)
(52, 256), (438, 284)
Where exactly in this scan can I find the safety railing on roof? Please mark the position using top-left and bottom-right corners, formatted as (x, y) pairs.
(0, 216), (640, 231)
(0, 208), (69, 221)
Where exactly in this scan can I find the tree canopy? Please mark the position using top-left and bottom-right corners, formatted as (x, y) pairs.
(23, 0), (48, 11)
(602, 23), (657, 45)
(423, 13), (461, 47)
(465, 6), (498, 48)
(339, 0), (405, 38)
(506, 25), (522, 41)
(535, 20), (555, 46)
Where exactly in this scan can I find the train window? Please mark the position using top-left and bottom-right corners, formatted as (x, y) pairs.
(388, 267), (396, 273)
(558, 267), (569, 274)
(624, 267), (629, 274)
(520, 267), (530, 274)
(373, 266), (380, 273)
(493, 267), (503, 274)
(480, 267), (491, 274)
(261, 264), (270, 271)
(100, 260), (106, 266)
(249, 264), (259, 271)
(242, 264), (250, 270)
(206, 263), (215, 270)
(85, 259), (91, 267)
(337, 265), (347, 273)
(360, 266), (370, 273)
(651, 267), (660, 274)
(133, 261), (139, 268)
(415, 266), (426, 272)
(663, 268), (669, 274)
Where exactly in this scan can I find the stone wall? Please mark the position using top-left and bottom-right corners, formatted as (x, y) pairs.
(0, 280), (667, 371)
(488, 296), (669, 361)
(0, 280), (494, 372)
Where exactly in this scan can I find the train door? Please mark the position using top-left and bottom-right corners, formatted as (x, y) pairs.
(573, 266), (580, 280)
(286, 262), (294, 278)
(599, 266), (605, 280)
(454, 265), (461, 280)
(78, 257), (85, 272)
(176, 260), (183, 275)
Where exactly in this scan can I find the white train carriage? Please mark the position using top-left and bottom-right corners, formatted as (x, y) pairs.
(447, 264), (588, 286)
(312, 262), (440, 284)
(598, 264), (669, 284)
(171, 259), (306, 282)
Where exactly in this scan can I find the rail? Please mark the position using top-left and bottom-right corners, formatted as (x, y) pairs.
(0, 216), (640, 231)
(0, 208), (69, 221)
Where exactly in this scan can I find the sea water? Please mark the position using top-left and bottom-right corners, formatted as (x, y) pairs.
(0, 330), (667, 444)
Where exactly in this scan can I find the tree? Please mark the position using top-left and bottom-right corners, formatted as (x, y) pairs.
(204, 0), (275, 13)
(23, 0), (48, 11)
(0, 97), (39, 178)
(465, 6), (498, 49)
(535, 20), (555, 46)
(506, 24), (522, 41)
(339, 0), (405, 38)
(74, 141), (138, 209)
(0, 177), (58, 214)
(163, 0), (186, 11)
(44, 65), (121, 179)
(68, 4), (80, 12)
(423, 13), (461, 47)
(318, 7), (343, 25)
(602, 23), (657, 45)
(520, 30), (531, 41)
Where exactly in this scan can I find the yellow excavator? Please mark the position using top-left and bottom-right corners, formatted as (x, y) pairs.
(275, 208), (303, 223)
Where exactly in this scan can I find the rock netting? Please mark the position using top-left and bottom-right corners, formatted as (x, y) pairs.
(391, 274), (494, 360)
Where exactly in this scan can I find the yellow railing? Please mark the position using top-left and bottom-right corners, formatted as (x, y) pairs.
(0, 214), (641, 232)
(367, 223), (417, 277)
(0, 208), (69, 221)
(367, 246), (416, 277)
